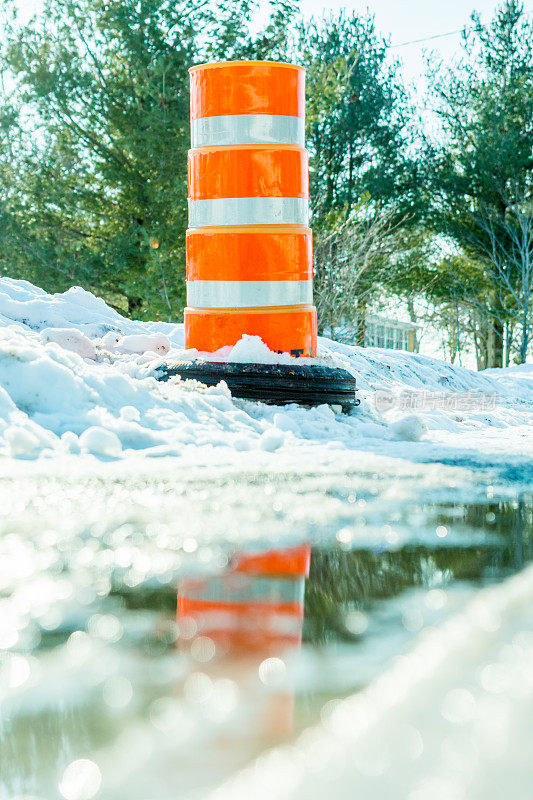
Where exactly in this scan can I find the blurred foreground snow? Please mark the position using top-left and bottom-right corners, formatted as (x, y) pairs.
(210, 563), (533, 800)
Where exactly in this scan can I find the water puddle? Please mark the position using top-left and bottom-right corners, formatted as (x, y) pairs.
(0, 496), (531, 799)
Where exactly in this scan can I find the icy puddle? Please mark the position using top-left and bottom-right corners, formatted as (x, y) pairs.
(0, 492), (531, 800)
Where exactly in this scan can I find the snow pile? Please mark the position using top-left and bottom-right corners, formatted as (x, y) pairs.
(0, 278), (181, 343)
(0, 277), (531, 469)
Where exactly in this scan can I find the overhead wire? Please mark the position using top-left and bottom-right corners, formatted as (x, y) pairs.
(390, 7), (533, 49)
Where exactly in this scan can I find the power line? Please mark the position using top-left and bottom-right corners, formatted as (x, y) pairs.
(390, 8), (533, 49)
(391, 29), (466, 49)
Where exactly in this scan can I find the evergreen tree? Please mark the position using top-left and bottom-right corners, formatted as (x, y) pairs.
(0, 0), (296, 319)
(299, 12), (419, 221)
(426, 0), (533, 365)
(297, 12), (425, 341)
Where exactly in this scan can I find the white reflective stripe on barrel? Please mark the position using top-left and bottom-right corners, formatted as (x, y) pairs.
(187, 280), (313, 308)
(179, 575), (306, 604)
(191, 114), (305, 147)
(188, 197), (309, 227)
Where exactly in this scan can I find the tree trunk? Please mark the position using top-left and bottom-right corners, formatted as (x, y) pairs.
(325, 137), (334, 209)
(356, 300), (366, 347)
(128, 296), (143, 317)
(474, 319), (488, 370)
(406, 300), (419, 353)
(486, 291), (505, 368)
(449, 340), (457, 364)
(504, 323), (510, 367)
(474, 335), (482, 370)
(519, 305), (530, 364)
(346, 140), (354, 216)
(128, 214), (146, 320)
(486, 318), (504, 368)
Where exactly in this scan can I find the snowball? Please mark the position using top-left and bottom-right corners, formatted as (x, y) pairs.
(120, 405), (140, 422)
(259, 429), (285, 452)
(60, 431), (80, 454)
(100, 331), (123, 351)
(4, 425), (40, 457)
(273, 413), (294, 431)
(40, 328), (97, 360)
(114, 334), (171, 356)
(390, 415), (427, 442)
(79, 426), (122, 457)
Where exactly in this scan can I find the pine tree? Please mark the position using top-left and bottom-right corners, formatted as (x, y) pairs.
(0, 0), (296, 319)
(427, 0), (533, 365)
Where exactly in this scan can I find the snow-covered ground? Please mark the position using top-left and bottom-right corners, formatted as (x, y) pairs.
(1, 278), (532, 800)
(0, 277), (531, 482)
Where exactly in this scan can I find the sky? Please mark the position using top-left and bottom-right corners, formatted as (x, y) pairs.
(298, 0), (507, 85)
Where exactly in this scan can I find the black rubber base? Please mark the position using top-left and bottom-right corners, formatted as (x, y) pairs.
(154, 361), (359, 412)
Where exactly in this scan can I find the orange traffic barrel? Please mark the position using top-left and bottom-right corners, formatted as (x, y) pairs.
(185, 61), (317, 357)
(186, 226), (312, 284)
(177, 544), (310, 655)
(187, 145), (308, 226)
(190, 60), (305, 146)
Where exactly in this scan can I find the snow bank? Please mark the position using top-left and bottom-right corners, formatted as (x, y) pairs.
(0, 278), (183, 345)
(0, 278), (531, 469)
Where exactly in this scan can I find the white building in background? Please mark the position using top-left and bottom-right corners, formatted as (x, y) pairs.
(332, 314), (419, 352)
(364, 314), (419, 352)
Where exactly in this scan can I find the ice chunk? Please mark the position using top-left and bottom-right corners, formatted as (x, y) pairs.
(273, 412), (295, 431)
(259, 429), (285, 452)
(114, 334), (171, 356)
(79, 427), (123, 457)
(120, 406), (141, 422)
(390, 415), (427, 442)
(4, 425), (40, 457)
(40, 328), (97, 360)
(100, 331), (123, 351)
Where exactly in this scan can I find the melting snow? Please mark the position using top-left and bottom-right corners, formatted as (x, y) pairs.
(0, 277), (531, 800)
(0, 277), (531, 475)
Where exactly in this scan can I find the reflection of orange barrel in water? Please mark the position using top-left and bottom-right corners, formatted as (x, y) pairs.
(177, 544), (310, 737)
(177, 544), (310, 656)
(185, 61), (317, 357)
